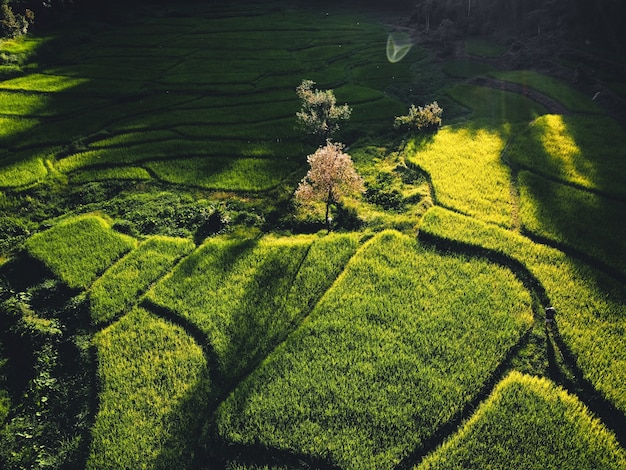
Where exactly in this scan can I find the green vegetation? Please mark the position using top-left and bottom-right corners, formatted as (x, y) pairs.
(504, 114), (626, 198)
(418, 372), (626, 469)
(0, 1), (624, 468)
(147, 233), (359, 381)
(489, 70), (603, 113)
(420, 207), (626, 414)
(447, 84), (547, 123)
(217, 231), (533, 468)
(405, 122), (515, 227)
(518, 171), (626, 274)
(144, 157), (301, 191)
(25, 214), (137, 289)
(464, 39), (507, 58)
(89, 236), (195, 325)
(88, 307), (210, 469)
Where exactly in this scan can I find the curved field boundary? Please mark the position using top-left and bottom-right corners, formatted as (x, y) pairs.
(416, 372), (626, 469)
(469, 76), (570, 115)
(215, 230), (533, 468)
(420, 206), (626, 419)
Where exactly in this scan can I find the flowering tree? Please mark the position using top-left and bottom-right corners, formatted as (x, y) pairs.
(296, 79), (351, 141)
(294, 141), (364, 230)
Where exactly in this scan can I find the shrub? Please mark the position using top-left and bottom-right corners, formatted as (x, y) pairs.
(394, 101), (442, 132)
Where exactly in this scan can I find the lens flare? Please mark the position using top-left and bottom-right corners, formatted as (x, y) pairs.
(386, 31), (412, 63)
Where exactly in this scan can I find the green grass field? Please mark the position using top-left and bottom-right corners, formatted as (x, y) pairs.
(504, 114), (626, 198)
(0, 1), (624, 468)
(216, 231), (533, 468)
(418, 372), (626, 469)
(25, 214), (137, 289)
(420, 207), (626, 415)
(89, 236), (195, 325)
(404, 121), (516, 227)
(146, 232), (360, 381)
(88, 307), (210, 469)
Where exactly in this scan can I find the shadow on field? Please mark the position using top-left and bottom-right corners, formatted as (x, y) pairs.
(503, 115), (626, 284)
(546, 322), (626, 448)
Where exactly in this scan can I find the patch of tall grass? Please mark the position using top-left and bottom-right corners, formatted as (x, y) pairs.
(420, 207), (626, 414)
(404, 121), (515, 227)
(144, 157), (301, 191)
(0, 116), (40, 146)
(489, 70), (603, 113)
(417, 372), (626, 469)
(25, 214), (137, 289)
(88, 307), (210, 470)
(0, 152), (48, 188)
(89, 236), (195, 325)
(0, 73), (89, 92)
(518, 171), (626, 274)
(0, 92), (51, 116)
(447, 84), (547, 123)
(504, 114), (626, 198)
(147, 233), (359, 381)
(216, 230), (533, 468)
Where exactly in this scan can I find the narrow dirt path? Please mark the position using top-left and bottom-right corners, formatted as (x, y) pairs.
(468, 75), (571, 115)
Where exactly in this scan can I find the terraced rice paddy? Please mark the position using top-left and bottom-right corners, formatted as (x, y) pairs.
(0, 1), (625, 469)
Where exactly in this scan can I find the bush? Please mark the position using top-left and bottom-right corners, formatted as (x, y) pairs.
(394, 101), (443, 132)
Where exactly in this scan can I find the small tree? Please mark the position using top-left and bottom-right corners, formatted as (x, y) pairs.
(394, 101), (443, 132)
(296, 79), (351, 141)
(294, 141), (364, 230)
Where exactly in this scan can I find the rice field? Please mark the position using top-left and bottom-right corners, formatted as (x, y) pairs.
(88, 307), (210, 470)
(0, 1), (624, 468)
(216, 231), (533, 468)
(145, 232), (360, 381)
(0, 2), (411, 189)
(24, 214), (137, 289)
(404, 121), (516, 227)
(504, 114), (626, 198)
(89, 236), (195, 325)
(417, 372), (626, 469)
(420, 207), (626, 415)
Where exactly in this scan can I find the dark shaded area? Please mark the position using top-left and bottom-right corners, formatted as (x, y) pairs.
(546, 322), (626, 449)
(416, 229), (626, 465)
(0, 257), (96, 470)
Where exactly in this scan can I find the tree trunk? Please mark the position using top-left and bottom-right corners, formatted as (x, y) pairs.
(325, 191), (332, 231)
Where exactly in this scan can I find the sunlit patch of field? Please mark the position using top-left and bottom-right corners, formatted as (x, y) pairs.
(89, 236), (195, 325)
(216, 230), (533, 468)
(25, 214), (137, 289)
(504, 114), (626, 198)
(420, 207), (626, 416)
(88, 307), (210, 470)
(417, 372), (626, 469)
(405, 121), (515, 227)
(146, 232), (360, 381)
